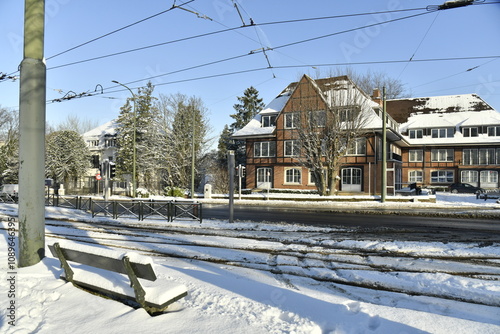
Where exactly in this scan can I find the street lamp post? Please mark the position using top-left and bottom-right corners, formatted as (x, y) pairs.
(112, 80), (136, 198)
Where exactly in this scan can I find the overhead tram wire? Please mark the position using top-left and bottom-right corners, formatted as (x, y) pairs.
(396, 11), (441, 79)
(47, 8), (433, 74)
(411, 57), (500, 89)
(45, 0), (196, 61)
(46, 54), (500, 106)
(3, 2), (499, 83)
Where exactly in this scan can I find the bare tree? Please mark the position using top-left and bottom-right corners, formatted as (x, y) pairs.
(313, 68), (408, 99)
(291, 76), (374, 196)
(53, 114), (99, 134)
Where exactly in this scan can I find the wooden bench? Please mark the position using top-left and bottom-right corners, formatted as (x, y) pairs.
(48, 242), (187, 315)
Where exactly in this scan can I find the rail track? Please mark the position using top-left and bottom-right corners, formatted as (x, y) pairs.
(5, 218), (490, 307)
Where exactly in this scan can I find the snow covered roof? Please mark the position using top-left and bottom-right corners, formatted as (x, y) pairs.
(400, 109), (500, 145)
(83, 120), (117, 139)
(387, 94), (494, 123)
(232, 91), (292, 139)
(232, 75), (384, 139)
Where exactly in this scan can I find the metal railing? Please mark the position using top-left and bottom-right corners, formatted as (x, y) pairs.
(43, 195), (202, 223)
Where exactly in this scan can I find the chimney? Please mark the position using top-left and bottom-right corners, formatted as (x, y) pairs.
(372, 88), (382, 106)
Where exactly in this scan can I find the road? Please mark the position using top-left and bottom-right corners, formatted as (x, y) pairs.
(202, 203), (500, 243)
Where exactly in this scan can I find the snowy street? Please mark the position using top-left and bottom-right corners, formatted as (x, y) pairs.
(1, 199), (499, 333)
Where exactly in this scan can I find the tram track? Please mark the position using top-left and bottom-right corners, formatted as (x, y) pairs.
(2, 217), (499, 307)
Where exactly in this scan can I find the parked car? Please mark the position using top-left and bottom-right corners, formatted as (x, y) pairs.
(0, 184), (19, 201)
(448, 183), (484, 194)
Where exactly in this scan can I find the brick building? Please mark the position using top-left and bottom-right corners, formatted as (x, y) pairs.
(233, 75), (500, 194)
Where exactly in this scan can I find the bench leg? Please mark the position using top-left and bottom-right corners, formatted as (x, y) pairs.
(53, 243), (75, 283)
(122, 256), (148, 309)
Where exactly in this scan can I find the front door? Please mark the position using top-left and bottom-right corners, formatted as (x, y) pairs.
(342, 168), (362, 192)
(257, 168), (272, 189)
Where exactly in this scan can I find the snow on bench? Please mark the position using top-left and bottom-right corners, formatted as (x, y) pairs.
(48, 242), (187, 315)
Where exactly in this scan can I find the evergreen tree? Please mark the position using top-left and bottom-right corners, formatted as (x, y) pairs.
(230, 86), (264, 132)
(115, 82), (159, 192)
(224, 86), (265, 165)
(169, 94), (210, 190)
(0, 107), (19, 184)
(45, 130), (91, 191)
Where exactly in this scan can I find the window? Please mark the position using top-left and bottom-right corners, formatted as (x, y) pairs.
(285, 168), (301, 184)
(339, 108), (358, 122)
(409, 129), (423, 139)
(463, 149), (479, 165)
(261, 115), (276, 127)
(254, 141), (276, 157)
(284, 113), (298, 129)
(91, 155), (100, 168)
(104, 138), (116, 147)
(461, 170), (478, 183)
(409, 150), (423, 162)
(310, 110), (326, 127)
(431, 128), (454, 138)
(346, 138), (366, 156)
(463, 127), (478, 137)
(480, 170), (498, 183)
(309, 168), (327, 185)
(431, 170), (454, 183)
(409, 170), (423, 183)
(88, 140), (99, 147)
(284, 140), (300, 157)
(431, 149), (454, 162)
(479, 148), (496, 165)
(487, 126), (500, 137)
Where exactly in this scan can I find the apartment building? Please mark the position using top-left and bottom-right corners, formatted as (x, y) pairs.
(233, 75), (500, 194)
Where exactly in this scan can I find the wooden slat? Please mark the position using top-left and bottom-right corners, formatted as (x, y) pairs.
(48, 244), (157, 281)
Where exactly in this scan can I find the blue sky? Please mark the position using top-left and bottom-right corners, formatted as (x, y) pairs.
(1, 0), (500, 143)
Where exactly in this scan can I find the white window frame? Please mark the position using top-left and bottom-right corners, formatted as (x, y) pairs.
(487, 126), (500, 137)
(284, 140), (300, 157)
(480, 170), (498, 183)
(310, 110), (326, 127)
(261, 115), (276, 128)
(431, 170), (454, 183)
(461, 170), (478, 183)
(254, 141), (276, 157)
(479, 148), (496, 165)
(409, 150), (423, 162)
(431, 149), (454, 162)
(463, 149), (479, 165)
(284, 113), (298, 129)
(463, 127), (478, 137)
(409, 170), (423, 183)
(346, 138), (366, 156)
(409, 129), (423, 139)
(431, 128), (454, 138)
(284, 168), (302, 184)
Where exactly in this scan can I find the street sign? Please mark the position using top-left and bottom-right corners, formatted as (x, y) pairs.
(96, 173), (102, 181)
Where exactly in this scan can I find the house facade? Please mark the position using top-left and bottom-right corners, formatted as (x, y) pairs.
(80, 120), (122, 194)
(389, 95), (500, 191)
(233, 75), (500, 194)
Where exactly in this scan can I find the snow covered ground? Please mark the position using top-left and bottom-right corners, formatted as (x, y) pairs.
(1, 194), (499, 334)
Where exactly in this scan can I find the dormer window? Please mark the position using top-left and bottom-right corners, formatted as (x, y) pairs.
(463, 127), (478, 137)
(431, 128), (454, 138)
(488, 126), (500, 137)
(409, 129), (423, 139)
(261, 115), (276, 127)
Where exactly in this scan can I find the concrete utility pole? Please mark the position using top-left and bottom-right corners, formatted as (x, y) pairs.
(18, 0), (46, 267)
(381, 87), (387, 203)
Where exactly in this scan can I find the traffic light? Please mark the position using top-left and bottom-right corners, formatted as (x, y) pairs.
(109, 162), (116, 179)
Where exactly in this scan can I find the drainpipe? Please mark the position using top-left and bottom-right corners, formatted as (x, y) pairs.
(381, 87), (387, 202)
